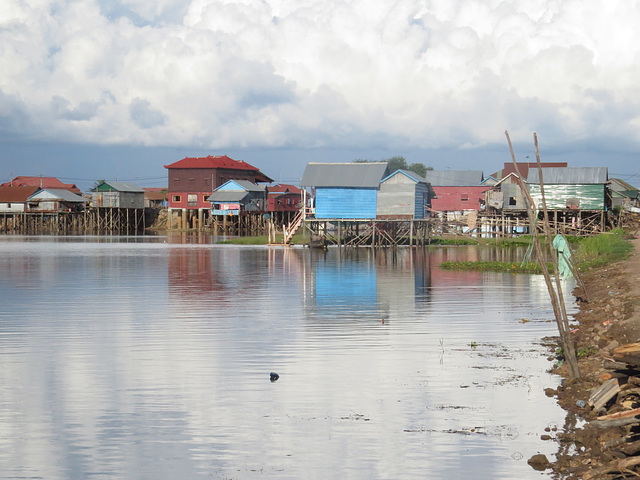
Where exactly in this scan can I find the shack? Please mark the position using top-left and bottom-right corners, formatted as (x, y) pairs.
(608, 178), (639, 209)
(27, 188), (86, 212)
(423, 170), (489, 216)
(0, 186), (39, 213)
(527, 167), (609, 211)
(209, 180), (267, 215)
(92, 181), (145, 209)
(377, 169), (430, 219)
(300, 162), (389, 219)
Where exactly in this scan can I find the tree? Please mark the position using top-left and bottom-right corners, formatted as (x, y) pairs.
(352, 156), (433, 177)
(408, 163), (427, 177)
(92, 179), (106, 191)
(387, 156), (408, 172)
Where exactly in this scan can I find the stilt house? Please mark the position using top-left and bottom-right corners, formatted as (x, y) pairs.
(209, 180), (267, 216)
(92, 181), (145, 209)
(27, 188), (86, 212)
(300, 162), (389, 219)
(377, 169), (430, 219)
(527, 167), (609, 211)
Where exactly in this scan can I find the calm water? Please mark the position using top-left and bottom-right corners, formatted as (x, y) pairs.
(0, 236), (570, 480)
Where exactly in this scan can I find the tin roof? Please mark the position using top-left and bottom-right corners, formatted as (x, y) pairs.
(267, 183), (302, 195)
(0, 176), (81, 194)
(381, 169), (428, 184)
(300, 162), (389, 187)
(165, 155), (259, 171)
(215, 179), (265, 192)
(97, 181), (145, 192)
(527, 167), (608, 184)
(30, 188), (86, 203)
(0, 186), (39, 202)
(209, 191), (249, 202)
(423, 170), (484, 186)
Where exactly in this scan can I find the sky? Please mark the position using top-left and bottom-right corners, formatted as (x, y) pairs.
(1, 0), (640, 191)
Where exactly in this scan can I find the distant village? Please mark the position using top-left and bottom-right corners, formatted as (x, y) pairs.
(1, 154), (639, 239)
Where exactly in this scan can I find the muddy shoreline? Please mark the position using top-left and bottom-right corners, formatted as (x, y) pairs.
(542, 239), (640, 479)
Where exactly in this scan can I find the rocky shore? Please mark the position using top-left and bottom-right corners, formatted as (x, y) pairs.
(543, 239), (640, 479)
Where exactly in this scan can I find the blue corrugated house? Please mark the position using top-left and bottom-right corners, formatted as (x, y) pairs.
(300, 162), (389, 219)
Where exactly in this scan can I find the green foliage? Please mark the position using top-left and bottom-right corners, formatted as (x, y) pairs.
(408, 163), (427, 177)
(353, 156), (432, 177)
(575, 229), (632, 268)
(92, 179), (106, 190)
(387, 156), (409, 172)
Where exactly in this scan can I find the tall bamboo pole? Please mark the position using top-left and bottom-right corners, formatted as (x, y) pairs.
(505, 131), (580, 379)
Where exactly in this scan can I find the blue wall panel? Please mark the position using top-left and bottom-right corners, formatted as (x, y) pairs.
(316, 187), (378, 218)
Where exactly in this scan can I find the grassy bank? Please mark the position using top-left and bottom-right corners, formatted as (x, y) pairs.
(574, 228), (633, 268)
(440, 229), (633, 273)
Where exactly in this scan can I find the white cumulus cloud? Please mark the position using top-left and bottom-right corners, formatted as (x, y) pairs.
(1, 0), (640, 152)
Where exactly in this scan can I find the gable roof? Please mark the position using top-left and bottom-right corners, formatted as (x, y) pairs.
(300, 162), (389, 188)
(1, 176), (81, 194)
(381, 169), (428, 184)
(423, 170), (484, 186)
(164, 155), (256, 170)
(95, 181), (145, 192)
(527, 167), (608, 184)
(267, 183), (302, 195)
(0, 186), (39, 202)
(164, 155), (273, 182)
(215, 179), (265, 192)
(29, 188), (86, 203)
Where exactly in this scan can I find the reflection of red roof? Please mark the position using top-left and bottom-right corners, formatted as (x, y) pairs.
(267, 183), (302, 195)
(164, 155), (259, 171)
(0, 186), (39, 202)
(1, 176), (81, 194)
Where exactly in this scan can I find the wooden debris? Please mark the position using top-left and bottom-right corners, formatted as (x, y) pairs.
(588, 378), (620, 410)
(582, 343), (640, 478)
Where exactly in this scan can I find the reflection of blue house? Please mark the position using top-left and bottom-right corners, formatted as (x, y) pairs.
(314, 263), (378, 311)
(301, 162), (389, 219)
(209, 180), (267, 215)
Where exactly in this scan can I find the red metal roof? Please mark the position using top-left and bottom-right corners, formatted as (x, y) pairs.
(267, 183), (302, 195)
(1, 176), (81, 194)
(0, 186), (39, 202)
(164, 155), (260, 171)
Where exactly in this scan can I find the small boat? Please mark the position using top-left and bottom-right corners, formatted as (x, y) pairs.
(309, 234), (327, 250)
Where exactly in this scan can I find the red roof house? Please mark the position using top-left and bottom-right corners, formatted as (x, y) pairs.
(1, 176), (81, 194)
(164, 155), (273, 210)
(0, 186), (39, 213)
(267, 184), (303, 213)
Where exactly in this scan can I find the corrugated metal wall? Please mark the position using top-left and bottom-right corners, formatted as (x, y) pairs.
(315, 187), (377, 218)
(528, 184), (606, 210)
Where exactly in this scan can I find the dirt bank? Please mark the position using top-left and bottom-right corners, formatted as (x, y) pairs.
(546, 238), (640, 479)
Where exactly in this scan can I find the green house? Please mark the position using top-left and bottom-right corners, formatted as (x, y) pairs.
(527, 167), (608, 211)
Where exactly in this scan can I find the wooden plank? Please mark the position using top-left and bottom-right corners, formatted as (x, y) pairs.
(589, 378), (620, 410)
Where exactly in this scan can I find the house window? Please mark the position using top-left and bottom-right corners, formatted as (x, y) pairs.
(203, 194), (210, 202)
(509, 197), (517, 206)
(461, 194), (469, 201)
(172, 195), (181, 202)
(187, 194), (197, 207)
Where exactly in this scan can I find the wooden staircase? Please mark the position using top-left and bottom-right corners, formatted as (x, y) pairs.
(284, 210), (304, 244)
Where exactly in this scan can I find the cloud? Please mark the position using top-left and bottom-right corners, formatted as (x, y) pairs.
(1, 0), (640, 153)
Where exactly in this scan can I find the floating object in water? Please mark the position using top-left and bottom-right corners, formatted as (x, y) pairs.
(270, 372), (279, 382)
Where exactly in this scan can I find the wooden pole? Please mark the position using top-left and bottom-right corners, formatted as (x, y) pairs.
(506, 130), (580, 379)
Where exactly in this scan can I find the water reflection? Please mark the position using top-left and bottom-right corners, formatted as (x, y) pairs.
(0, 239), (568, 480)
